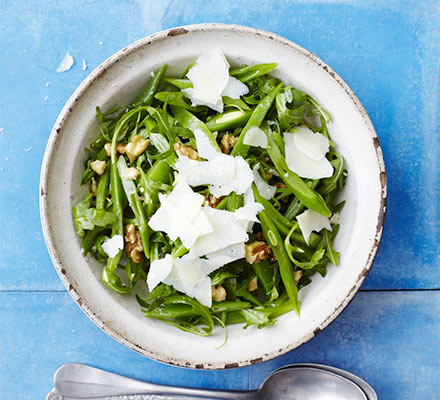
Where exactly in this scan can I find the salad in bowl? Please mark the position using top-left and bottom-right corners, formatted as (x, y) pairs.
(73, 47), (346, 338)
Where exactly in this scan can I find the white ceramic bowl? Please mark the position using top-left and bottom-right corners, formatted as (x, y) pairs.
(40, 24), (386, 369)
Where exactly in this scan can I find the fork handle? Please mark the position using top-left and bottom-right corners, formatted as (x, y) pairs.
(52, 363), (256, 400)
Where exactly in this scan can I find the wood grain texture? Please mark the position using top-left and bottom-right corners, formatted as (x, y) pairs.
(1, 291), (439, 399)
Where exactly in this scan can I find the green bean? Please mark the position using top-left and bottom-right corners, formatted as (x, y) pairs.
(224, 311), (246, 325)
(226, 295), (296, 326)
(211, 301), (250, 313)
(252, 260), (275, 295)
(135, 65), (168, 105)
(323, 226), (340, 265)
(210, 270), (238, 286)
(171, 239), (188, 258)
(253, 185), (299, 314)
(82, 169), (110, 255)
(116, 156), (150, 258)
(206, 110), (251, 131)
(103, 108), (146, 277)
(80, 164), (95, 185)
(285, 180), (319, 220)
(102, 268), (131, 294)
(147, 159), (171, 182)
(103, 159), (124, 275)
(138, 159), (170, 216)
(159, 295), (214, 336)
(82, 227), (103, 255)
(143, 304), (197, 319)
(236, 280), (263, 306)
(230, 63), (278, 83)
(215, 195), (230, 210)
(81, 147), (108, 185)
(252, 193), (294, 235)
(95, 166), (110, 210)
(223, 96), (251, 111)
(90, 134), (106, 150)
(231, 82), (283, 157)
(263, 295), (297, 318)
(154, 91), (197, 111)
(227, 193), (243, 211)
(171, 106), (221, 153)
(164, 77), (192, 90)
(264, 125), (332, 217)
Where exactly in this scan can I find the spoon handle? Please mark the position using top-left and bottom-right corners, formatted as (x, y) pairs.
(53, 363), (256, 400)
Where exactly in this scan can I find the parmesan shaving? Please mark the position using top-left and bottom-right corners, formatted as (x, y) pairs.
(184, 47), (230, 112)
(243, 126), (269, 149)
(222, 76), (249, 99)
(56, 51), (74, 73)
(296, 209), (332, 244)
(284, 132), (333, 179)
(253, 165), (276, 200)
(101, 235), (123, 258)
(293, 126), (330, 160)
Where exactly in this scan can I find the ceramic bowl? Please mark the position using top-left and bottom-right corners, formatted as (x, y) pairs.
(40, 24), (386, 369)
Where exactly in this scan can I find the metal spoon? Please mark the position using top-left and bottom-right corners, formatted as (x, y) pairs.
(47, 362), (375, 400)
(275, 363), (377, 400)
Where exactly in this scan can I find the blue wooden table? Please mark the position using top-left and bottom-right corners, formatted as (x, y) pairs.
(1, 1), (439, 398)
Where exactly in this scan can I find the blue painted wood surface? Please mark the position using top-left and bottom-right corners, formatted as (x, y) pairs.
(0, 0), (439, 398)
(1, 291), (439, 399)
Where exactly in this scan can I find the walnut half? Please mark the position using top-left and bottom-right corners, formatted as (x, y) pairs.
(126, 135), (149, 163)
(220, 134), (237, 154)
(173, 142), (200, 160)
(104, 143), (127, 157)
(125, 224), (143, 263)
(90, 160), (106, 175)
(245, 241), (272, 264)
(211, 285), (227, 302)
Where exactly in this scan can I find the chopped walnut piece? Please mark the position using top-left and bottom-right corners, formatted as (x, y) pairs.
(248, 276), (258, 292)
(104, 143), (127, 157)
(211, 285), (227, 302)
(220, 134), (237, 154)
(208, 194), (224, 208)
(245, 241), (272, 264)
(121, 167), (140, 180)
(173, 142), (200, 160)
(294, 270), (303, 284)
(125, 224), (143, 263)
(126, 135), (150, 162)
(90, 160), (106, 175)
(265, 171), (273, 180)
(275, 182), (288, 188)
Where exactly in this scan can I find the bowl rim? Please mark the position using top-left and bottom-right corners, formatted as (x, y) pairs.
(40, 23), (387, 369)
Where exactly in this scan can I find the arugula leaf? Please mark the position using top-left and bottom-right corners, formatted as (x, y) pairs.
(72, 194), (117, 237)
(240, 308), (275, 329)
(276, 87), (309, 130)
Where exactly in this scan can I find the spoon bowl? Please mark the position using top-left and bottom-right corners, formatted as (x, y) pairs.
(47, 362), (375, 399)
(258, 367), (368, 400)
